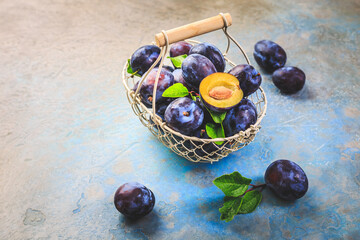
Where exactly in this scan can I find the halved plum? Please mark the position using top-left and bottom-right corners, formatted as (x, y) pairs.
(199, 73), (243, 112)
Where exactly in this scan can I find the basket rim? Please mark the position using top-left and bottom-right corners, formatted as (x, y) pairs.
(122, 39), (267, 143)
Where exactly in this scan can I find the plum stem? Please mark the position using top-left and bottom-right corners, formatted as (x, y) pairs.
(130, 69), (140, 77)
(189, 91), (199, 96)
(244, 183), (267, 195)
(183, 111), (190, 117)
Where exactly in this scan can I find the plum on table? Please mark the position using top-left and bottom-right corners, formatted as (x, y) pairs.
(114, 182), (155, 219)
(265, 160), (308, 201)
(254, 40), (286, 72)
(130, 45), (161, 76)
(272, 66), (306, 94)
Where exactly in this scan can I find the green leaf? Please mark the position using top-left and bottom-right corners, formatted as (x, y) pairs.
(167, 54), (187, 68)
(198, 97), (226, 124)
(213, 171), (252, 197)
(162, 83), (189, 98)
(205, 123), (225, 145)
(238, 191), (262, 214)
(219, 196), (243, 222)
(209, 111), (227, 124)
(127, 59), (141, 77)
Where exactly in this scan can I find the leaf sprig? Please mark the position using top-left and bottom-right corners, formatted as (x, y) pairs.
(213, 172), (265, 222)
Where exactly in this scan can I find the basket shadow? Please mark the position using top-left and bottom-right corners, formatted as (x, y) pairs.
(275, 83), (316, 101)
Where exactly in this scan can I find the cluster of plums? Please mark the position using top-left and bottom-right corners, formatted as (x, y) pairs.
(130, 41), (261, 142)
(114, 159), (308, 218)
(254, 40), (306, 94)
(116, 40), (309, 220)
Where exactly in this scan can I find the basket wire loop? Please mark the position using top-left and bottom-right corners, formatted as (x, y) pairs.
(219, 12), (231, 57)
(219, 12), (251, 65)
(133, 45), (166, 104)
(122, 13), (268, 163)
(151, 30), (170, 123)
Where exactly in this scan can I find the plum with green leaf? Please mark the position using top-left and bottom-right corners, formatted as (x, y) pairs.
(213, 160), (309, 222)
(130, 45), (161, 76)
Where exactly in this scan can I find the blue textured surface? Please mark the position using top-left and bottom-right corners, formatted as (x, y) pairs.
(0, 0), (359, 239)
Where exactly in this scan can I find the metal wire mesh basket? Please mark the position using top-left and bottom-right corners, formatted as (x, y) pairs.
(122, 13), (267, 163)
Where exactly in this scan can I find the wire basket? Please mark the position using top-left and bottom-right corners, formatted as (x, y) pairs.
(122, 13), (267, 163)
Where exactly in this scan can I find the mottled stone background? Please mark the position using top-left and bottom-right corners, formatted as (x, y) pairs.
(0, 0), (359, 239)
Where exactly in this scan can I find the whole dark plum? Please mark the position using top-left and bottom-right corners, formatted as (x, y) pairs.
(164, 97), (204, 136)
(130, 45), (161, 76)
(189, 42), (226, 72)
(139, 68), (174, 107)
(228, 64), (262, 97)
(254, 40), (287, 72)
(265, 160), (308, 201)
(272, 66), (306, 94)
(114, 182), (155, 219)
(182, 54), (217, 90)
(223, 99), (257, 137)
(170, 41), (192, 57)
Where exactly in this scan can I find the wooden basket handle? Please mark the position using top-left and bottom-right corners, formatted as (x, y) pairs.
(155, 13), (232, 47)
